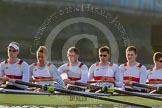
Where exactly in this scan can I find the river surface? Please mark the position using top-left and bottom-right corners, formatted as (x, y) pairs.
(0, 105), (137, 108)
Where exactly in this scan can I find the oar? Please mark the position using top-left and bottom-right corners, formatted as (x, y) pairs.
(10, 80), (152, 108)
(74, 82), (162, 101)
(131, 82), (162, 93)
(87, 80), (111, 83)
(30, 79), (56, 82)
(112, 88), (162, 101)
(146, 81), (162, 84)
(131, 82), (156, 89)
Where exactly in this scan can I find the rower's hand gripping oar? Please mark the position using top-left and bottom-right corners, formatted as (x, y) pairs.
(10, 80), (152, 108)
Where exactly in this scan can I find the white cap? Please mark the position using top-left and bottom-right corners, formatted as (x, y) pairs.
(8, 42), (19, 51)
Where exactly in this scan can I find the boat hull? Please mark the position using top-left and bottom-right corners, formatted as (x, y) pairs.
(0, 89), (162, 107)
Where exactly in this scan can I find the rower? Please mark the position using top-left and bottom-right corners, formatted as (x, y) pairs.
(58, 47), (88, 91)
(0, 42), (29, 90)
(119, 46), (147, 92)
(29, 46), (65, 89)
(147, 52), (162, 88)
(88, 46), (123, 91)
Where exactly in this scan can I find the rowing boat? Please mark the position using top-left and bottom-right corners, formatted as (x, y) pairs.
(0, 88), (162, 107)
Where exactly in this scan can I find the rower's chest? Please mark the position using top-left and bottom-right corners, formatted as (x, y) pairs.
(148, 70), (162, 78)
(33, 67), (51, 77)
(123, 66), (141, 76)
(66, 66), (82, 76)
(4, 64), (22, 75)
(94, 66), (114, 76)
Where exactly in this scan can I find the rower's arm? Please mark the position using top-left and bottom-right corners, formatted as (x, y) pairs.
(29, 64), (34, 82)
(88, 64), (95, 81)
(139, 66), (147, 84)
(0, 65), (3, 84)
(22, 62), (30, 83)
(50, 65), (65, 88)
(76, 65), (88, 83)
(114, 64), (123, 88)
(0, 63), (5, 84)
(57, 64), (67, 75)
(15, 62), (29, 89)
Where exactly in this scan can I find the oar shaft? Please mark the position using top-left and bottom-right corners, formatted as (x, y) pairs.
(15, 80), (43, 88)
(114, 89), (162, 101)
(87, 80), (110, 83)
(56, 88), (151, 108)
(30, 79), (55, 82)
(146, 81), (162, 84)
(131, 82), (156, 89)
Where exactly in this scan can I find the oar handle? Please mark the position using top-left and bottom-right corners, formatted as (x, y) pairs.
(14, 80), (42, 88)
(131, 82), (156, 89)
(146, 81), (162, 84)
(87, 80), (110, 83)
(30, 79), (55, 82)
(74, 82), (87, 86)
